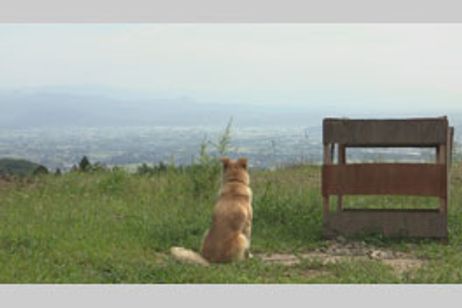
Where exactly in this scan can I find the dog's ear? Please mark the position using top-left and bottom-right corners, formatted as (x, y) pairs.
(220, 157), (230, 169)
(237, 158), (248, 170)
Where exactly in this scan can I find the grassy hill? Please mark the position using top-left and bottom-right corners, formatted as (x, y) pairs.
(0, 158), (48, 176)
(1, 162), (462, 283)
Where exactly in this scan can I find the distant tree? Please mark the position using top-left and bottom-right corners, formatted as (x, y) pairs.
(33, 165), (49, 176)
(71, 164), (79, 172)
(157, 161), (168, 172)
(136, 161), (170, 176)
(55, 168), (62, 176)
(92, 162), (108, 172)
(79, 156), (91, 172)
(112, 166), (122, 172)
(137, 163), (150, 175)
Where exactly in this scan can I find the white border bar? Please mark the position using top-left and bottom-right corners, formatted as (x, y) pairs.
(1, 0), (462, 22)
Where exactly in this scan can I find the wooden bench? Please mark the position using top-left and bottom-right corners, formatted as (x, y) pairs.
(321, 117), (454, 239)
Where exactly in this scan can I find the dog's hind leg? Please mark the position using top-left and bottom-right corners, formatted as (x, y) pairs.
(229, 234), (249, 262)
(243, 221), (252, 259)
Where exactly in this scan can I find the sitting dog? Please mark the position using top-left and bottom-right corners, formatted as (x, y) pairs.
(171, 157), (253, 266)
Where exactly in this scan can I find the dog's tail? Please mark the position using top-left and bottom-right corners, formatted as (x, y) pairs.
(170, 246), (210, 266)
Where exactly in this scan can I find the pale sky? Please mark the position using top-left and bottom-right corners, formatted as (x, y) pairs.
(1, 24), (462, 111)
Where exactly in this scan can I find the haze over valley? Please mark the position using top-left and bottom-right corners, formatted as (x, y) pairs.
(1, 87), (461, 170)
(2, 24), (462, 170)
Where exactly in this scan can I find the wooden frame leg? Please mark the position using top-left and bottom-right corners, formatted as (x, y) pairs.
(323, 143), (334, 218)
(323, 196), (330, 219)
(437, 144), (448, 213)
(337, 144), (346, 212)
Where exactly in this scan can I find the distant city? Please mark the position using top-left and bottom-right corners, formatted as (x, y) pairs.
(0, 123), (459, 171)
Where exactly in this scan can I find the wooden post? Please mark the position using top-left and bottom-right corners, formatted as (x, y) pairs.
(447, 127), (454, 209)
(323, 143), (333, 218)
(337, 144), (346, 212)
(449, 127), (454, 169)
(436, 146), (440, 163)
(437, 144), (447, 213)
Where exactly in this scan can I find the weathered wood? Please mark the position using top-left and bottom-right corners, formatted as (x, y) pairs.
(321, 117), (451, 240)
(437, 144), (447, 164)
(323, 144), (332, 164)
(338, 144), (346, 164)
(436, 146), (440, 163)
(446, 127), (454, 211)
(323, 144), (332, 217)
(437, 144), (448, 213)
(324, 209), (447, 239)
(337, 144), (346, 212)
(449, 127), (454, 167)
(323, 117), (449, 147)
(322, 163), (447, 197)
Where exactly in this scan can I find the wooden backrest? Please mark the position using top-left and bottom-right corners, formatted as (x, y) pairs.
(322, 163), (447, 197)
(323, 117), (449, 147)
(322, 117), (451, 199)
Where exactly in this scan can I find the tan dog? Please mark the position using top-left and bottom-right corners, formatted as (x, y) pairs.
(170, 157), (253, 266)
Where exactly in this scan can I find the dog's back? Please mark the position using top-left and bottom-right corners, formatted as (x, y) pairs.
(201, 158), (253, 263)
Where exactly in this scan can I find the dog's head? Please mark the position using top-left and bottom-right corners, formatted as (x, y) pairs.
(220, 157), (249, 185)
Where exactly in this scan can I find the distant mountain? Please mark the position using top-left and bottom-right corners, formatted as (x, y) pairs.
(0, 88), (327, 128)
(1, 87), (460, 129)
(0, 158), (47, 176)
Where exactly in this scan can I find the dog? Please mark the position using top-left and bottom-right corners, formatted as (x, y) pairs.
(170, 157), (253, 266)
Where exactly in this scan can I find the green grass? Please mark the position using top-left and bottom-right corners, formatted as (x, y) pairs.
(1, 163), (462, 283)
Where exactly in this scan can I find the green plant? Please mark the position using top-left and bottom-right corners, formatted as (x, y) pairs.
(189, 118), (234, 198)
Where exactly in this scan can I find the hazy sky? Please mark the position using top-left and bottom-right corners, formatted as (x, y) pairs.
(1, 24), (461, 112)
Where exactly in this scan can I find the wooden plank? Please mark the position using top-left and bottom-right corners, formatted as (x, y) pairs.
(322, 163), (447, 197)
(324, 209), (447, 239)
(323, 117), (448, 147)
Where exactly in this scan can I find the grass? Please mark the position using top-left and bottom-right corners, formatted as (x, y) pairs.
(1, 162), (462, 283)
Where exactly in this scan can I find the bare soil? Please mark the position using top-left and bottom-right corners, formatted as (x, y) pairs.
(257, 238), (425, 276)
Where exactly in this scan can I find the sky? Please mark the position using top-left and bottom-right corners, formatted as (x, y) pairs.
(1, 23), (462, 113)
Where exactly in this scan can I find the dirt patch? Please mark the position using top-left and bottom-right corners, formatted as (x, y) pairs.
(382, 258), (425, 275)
(259, 253), (300, 266)
(298, 252), (370, 265)
(257, 239), (426, 276)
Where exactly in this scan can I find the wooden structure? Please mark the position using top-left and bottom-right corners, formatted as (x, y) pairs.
(322, 117), (454, 239)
